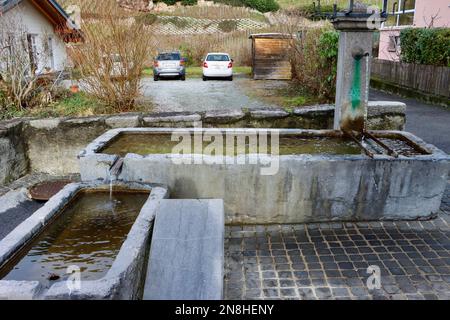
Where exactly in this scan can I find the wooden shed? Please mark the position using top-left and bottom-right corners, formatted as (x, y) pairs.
(249, 33), (293, 80)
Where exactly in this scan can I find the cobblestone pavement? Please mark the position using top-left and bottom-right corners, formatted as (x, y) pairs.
(1, 174), (449, 300)
(224, 184), (450, 300)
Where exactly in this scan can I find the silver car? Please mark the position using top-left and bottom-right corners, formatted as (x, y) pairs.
(153, 52), (186, 81)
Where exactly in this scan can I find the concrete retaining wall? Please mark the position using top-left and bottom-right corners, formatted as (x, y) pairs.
(0, 102), (406, 185)
(0, 120), (28, 185)
(0, 182), (169, 300)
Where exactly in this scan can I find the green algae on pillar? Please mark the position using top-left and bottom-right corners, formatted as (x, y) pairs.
(350, 57), (362, 111)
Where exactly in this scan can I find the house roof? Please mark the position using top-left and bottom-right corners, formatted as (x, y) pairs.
(0, 0), (82, 43)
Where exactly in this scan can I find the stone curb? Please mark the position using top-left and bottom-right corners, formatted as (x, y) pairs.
(0, 102), (407, 185)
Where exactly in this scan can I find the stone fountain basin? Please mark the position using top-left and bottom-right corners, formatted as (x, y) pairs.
(0, 181), (169, 300)
(79, 128), (449, 224)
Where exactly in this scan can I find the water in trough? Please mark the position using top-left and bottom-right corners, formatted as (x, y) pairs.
(0, 190), (149, 288)
(100, 133), (363, 157)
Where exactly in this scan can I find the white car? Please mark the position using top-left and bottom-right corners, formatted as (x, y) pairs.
(202, 53), (233, 81)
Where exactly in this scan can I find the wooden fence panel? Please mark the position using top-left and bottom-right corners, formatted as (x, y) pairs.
(371, 59), (450, 99)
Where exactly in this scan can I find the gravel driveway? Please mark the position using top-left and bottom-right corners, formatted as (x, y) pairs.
(141, 77), (284, 112)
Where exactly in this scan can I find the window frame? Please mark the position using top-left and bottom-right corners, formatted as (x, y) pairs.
(388, 35), (401, 52)
(383, 0), (416, 27)
(44, 36), (55, 70)
(26, 33), (38, 73)
(206, 54), (231, 62)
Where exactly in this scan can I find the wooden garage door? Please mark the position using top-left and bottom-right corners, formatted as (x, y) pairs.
(253, 38), (292, 80)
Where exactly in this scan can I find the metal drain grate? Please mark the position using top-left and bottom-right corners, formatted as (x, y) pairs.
(29, 180), (72, 201)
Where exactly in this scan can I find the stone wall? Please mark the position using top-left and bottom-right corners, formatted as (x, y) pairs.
(25, 117), (109, 177)
(0, 102), (406, 184)
(0, 120), (28, 185)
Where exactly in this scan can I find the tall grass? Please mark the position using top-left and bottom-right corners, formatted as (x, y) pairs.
(168, 4), (268, 21)
(147, 22), (289, 66)
(278, 0), (384, 9)
(149, 30), (262, 66)
(71, 2), (151, 111)
(59, 0), (126, 17)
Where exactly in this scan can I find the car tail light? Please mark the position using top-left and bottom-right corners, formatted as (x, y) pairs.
(203, 62), (208, 68)
(180, 59), (185, 66)
(228, 62), (233, 68)
(153, 61), (159, 68)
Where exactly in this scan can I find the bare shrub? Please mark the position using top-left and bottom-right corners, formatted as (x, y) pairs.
(279, 18), (338, 101)
(71, 2), (151, 112)
(0, 11), (55, 111)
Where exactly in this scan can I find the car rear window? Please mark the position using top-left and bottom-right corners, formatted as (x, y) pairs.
(206, 54), (230, 62)
(157, 53), (181, 61)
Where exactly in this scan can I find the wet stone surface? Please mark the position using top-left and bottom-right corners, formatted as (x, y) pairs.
(0, 174), (82, 242)
(100, 133), (362, 157)
(0, 200), (45, 241)
(0, 173), (81, 198)
(224, 184), (450, 300)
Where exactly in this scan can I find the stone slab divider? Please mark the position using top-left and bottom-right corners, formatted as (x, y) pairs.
(0, 120), (28, 185)
(0, 102), (406, 185)
(143, 199), (224, 300)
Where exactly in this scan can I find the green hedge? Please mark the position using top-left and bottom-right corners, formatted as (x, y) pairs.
(158, 0), (177, 5)
(291, 28), (339, 101)
(296, 4), (338, 20)
(213, 0), (279, 13)
(244, 0), (279, 12)
(181, 0), (198, 5)
(155, 0), (278, 12)
(400, 28), (450, 67)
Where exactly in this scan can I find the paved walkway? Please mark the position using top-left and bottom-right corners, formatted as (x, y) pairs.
(224, 184), (450, 300)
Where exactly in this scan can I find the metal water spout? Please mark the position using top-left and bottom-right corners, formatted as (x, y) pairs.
(108, 158), (124, 200)
(110, 158), (124, 178)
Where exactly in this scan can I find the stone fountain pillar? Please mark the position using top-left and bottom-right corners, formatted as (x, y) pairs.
(332, 4), (386, 132)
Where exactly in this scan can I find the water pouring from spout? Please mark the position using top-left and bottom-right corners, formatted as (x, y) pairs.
(108, 158), (124, 201)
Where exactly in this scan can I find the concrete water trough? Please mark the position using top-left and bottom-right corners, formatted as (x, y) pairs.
(0, 181), (169, 300)
(78, 128), (449, 225)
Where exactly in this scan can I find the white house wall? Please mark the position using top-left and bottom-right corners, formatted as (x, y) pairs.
(1, 0), (68, 73)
